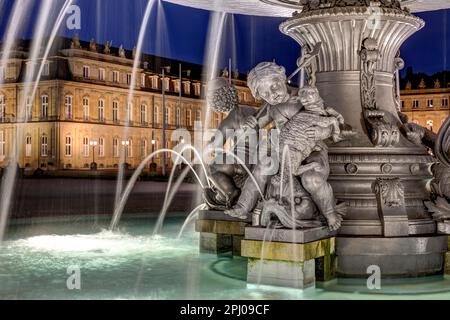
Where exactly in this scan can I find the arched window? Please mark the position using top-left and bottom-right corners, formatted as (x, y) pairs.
(82, 97), (89, 121)
(25, 135), (32, 157)
(41, 95), (48, 119)
(98, 99), (105, 122)
(65, 95), (73, 119)
(65, 136), (72, 156)
(112, 100), (119, 123)
(176, 108), (181, 127)
(127, 102), (133, 122)
(41, 135), (49, 157)
(186, 109), (192, 128)
(140, 138), (147, 157)
(83, 137), (89, 157)
(113, 138), (119, 158)
(153, 105), (159, 125)
(99, 137), (105, 157)
(0, 95), (5, 121)
(26, 96), (32, 120)
(140, 104), (147, 124)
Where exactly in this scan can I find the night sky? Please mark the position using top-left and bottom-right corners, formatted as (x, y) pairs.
(0, 0), (448, 76)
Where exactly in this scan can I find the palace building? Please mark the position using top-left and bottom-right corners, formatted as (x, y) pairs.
(400, 78), (450, 133)
(0, 37), (259, 174)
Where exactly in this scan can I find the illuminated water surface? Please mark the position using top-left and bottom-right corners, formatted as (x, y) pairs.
(1, 216), (450, 300)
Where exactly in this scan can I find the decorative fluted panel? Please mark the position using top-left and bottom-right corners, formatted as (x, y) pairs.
(280, 7), (424, 73)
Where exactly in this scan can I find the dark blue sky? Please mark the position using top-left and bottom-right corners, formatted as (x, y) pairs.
(1, 0), (448, 76)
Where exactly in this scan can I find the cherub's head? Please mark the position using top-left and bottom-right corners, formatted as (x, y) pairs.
(298, 86), (325, 112)
(247, 62), (290, 106)
(206, 78), (239, 113)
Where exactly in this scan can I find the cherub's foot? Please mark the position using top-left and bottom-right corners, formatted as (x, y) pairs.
(224, 204), (248, 220)
(324, 212), (343, 231)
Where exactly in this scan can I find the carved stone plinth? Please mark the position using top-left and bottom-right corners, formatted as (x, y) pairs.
(437, 222), (450, 235)
(196, 210), (251, 256)
(241, 237), (335, 288)
(245, 226), (337, 243)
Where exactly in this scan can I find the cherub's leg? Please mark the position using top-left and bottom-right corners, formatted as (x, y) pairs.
(210, 164), (240, 206)
(224, 163), (269, 219)
(301, 151), (343, 231)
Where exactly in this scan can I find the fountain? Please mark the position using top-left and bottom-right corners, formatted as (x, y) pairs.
(180, 0), (450, 289)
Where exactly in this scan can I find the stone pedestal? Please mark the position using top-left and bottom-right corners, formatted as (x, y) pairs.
(336, 236), (448, 277)
(241, 227), (335, 289)
(199, 233), (233, 254)
(196, 210), (251, 256)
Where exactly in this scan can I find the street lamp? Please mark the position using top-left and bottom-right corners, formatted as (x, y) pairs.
(89, 140), (98, 170)
(121, 140), (130, 169)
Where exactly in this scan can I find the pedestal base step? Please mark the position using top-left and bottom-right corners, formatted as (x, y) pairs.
(336, 236), (448, 277)
(247, 259), (316, 289)
(245, 226), (336, 244)
(242, 237), (336, 289)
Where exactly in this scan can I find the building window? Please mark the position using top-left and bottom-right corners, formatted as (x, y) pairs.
(83, 97), (89, 121)
(26, 96), (32, 120)
(0, 95), (5, 121)
(153, 106), (158, 125)
(41, 135), (48, 157)
(98, 99), (105, 122)
(25, 135), (32, 157)
(176, 108), (181, 127)
(99, 68), (106, 81)
(183, 82), (190, 95)
(140, 104), (147, 124)
(113, 71), (119, 83)
(0, 130), (5, 157)
(127, 74), (132, 85)
(193, 83), (201, 96)
(427, 99), (433, 108)
(412, 100), (419, 109)
(442, 99), (449, 108)
(127, 102), (133, 122)
(196, 110), (201, 122)
(151, 76), (159, 89)
(41, 95), (48, 119)
(186, 109), (191, 128)
(162, 78), (170, 91)
(427, 120), (434, 132)
(174, 80), (181, 93)
(42, 62), (50, 76)
(113, 101), (119, 123)
(65, 95), (73, 119)
(126, 139), (133, 158)
(140, 138), (147, 157)
(400, 100), (405, 110)
(0, 66), (4, 81)
(99, 137), (105, 157)
(113, 138), (119, 158)
(165, 106), (170, 125)
(65, 136), (72, 156)
(83, 137), (89, 157)
(83, 66), (90, 79)
(141, 74), (146, 87)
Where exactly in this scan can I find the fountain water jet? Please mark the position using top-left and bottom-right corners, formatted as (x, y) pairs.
(114, 0), (157, 211)
(110, 148), (208, 231)
(177, 203), (207, 239)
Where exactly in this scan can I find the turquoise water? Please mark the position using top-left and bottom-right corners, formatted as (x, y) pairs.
(1, 215), (450, 300)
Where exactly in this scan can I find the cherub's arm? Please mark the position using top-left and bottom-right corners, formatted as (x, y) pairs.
(325, 106), (345, 125)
